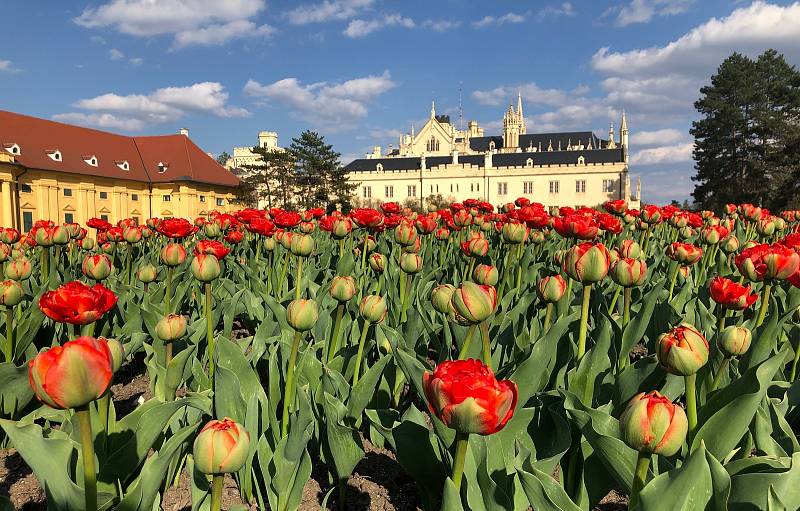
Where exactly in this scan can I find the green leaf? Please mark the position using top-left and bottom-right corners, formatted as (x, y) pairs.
(441, 477), (465, 511)
(347, 354), (391, 420)
(692, 348), (786, 459)
(728, 453), (800, 510)
(620, 279), (665, 362)
(517, 465), (582, 511)
(0, 361), (35, 416)
(321, 391), (364, 481)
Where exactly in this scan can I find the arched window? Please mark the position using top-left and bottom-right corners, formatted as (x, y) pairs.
(426, 136), (439, 152)
(489, 141), (496, 151)
(577, 156), (585, 165)
(376, 163), (383, 171)
(526, 158), (533, 168)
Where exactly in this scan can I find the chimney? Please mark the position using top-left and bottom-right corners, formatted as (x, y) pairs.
(179, 128), (189, 137)
(452, 149), (459, 165)
(484, 151), (492, 169)
(420, 155), (426, 171)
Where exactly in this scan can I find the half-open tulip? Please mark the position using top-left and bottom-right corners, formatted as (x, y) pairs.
(619, 391), (687, 456)
(656, 323), (709, 375)
(193, 418), (251, 475)
(39, 281), (117, 325)
(708, 276), (758, 310)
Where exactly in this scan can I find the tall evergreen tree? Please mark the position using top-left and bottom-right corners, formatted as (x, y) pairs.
(288, 131), (356, 211)
(691, 50), (800, 211)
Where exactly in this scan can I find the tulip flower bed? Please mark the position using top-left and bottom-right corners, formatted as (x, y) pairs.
(1, 199), (800, 511)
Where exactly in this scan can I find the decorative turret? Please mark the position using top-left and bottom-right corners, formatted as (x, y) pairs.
(516, 90), (526, 135)
(607, 123), (617, 149)
(620, 110), (629, 163)
(430, 100), (436, 119)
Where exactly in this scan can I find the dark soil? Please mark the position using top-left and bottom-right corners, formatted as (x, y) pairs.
(0, 448), (45, 510)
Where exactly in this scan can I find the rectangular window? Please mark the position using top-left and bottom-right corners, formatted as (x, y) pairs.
(385, 185), (394, 198)
(450, 184), (453, 193)
(163, 195), (171, 202)
(576, 180), (586, 193)
(407, 185), (417, 197)
(132, 216), (140, 225)
(131, 194), (139, 201)
(476, 183), (479, 192)
(549, 181), (560, 193)
(436, 184), (439, 193)
(100, 214), (109, 222)
(497, 182), (508, 195)
(523, 181), (534, 194)
(470, 183), (474, 192)
(63, 188), (72, 197)
(216, 198), (225, 206)
(456, 184), (459, 192)
(20, 183), (32, 193)
(22, 211), (33, 232)
(430, 185), (433, 193)
(602, 179), (615, 193)
(99, 191), (108, 199)
(64, 213), (74, 223)
(199, 195), (206, 203)
(362, 186), (372, 198)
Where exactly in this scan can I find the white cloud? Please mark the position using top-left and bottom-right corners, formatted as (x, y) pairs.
(56, 82), (249, 132)
(129, 57), (144, 66)
(473, 12), (527, 28)
(343, 14), (415, 38)
(74, 0), (269, 48)
(286, 0), (373, 25)
(613, 0), (693, 26)
(52, 112), (146, 131)
(473, 82), (589, 108)
(538, 2), (577, 20)
(630, 142), (693, 164)
(631, 128), (685, 147)
(109, 48), (125, 60)
(244, 70), (395, 128)
(173, 19), (274, 48)
(422, 19), (461, 32)
(0, 60), (20, 73)
(593, 2), (800, 76)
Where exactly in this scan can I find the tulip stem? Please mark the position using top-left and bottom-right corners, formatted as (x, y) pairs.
(790, 328), (800, 382)
(609, 285), (622, 314)
(756, 283), (772, 328)
(479, 320), (491, 369)
(685, 373), (698, 445)
(629, 451), (651, 509)
(667, 262), (679, 301)
(457, 324), (478, 359)
(277, 251), (291, 299)
(514, 243), (524, 300)
(623, 287), (632, 329)
(577, 284), (592, 362)
(710, 357), (730, 392)
(281, 330), (303, 438)
(295, 256), (304, 300)
(165, 267), (174, 315)
(328, 304), (345, 363)
(205, 283), (215, 389)
(76, 407), (97, 511)
(352, 321), (371, 386)
(543, 303), (553, 331)
(4, 306), (12, 363)
(210, 474), (224, 511)
(399, 272), (408, 321)
(126, 244), (132, 285)
(41, 247), (50, 285)
(451, 432), (470, 491)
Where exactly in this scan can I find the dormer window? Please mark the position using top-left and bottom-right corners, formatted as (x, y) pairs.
(46, 150), (62, 162)
(488, 141), (496, 151)
(83, 155), (98, 167)
(376, 163), (384, 171)
(4, 143), (20, 155)
(157, 162), (169, 173)
(115, 160), (130, 171)
(577, 156), (585, 165)
(526, 158), (533, 168)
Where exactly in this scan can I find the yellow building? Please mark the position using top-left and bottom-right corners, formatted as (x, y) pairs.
(345, 97), (641, 210)
(0, 111), (239, 231)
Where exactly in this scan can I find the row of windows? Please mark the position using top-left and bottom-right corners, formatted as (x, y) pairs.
(496, 179), (614, 195)
(19, 185), (223, 205)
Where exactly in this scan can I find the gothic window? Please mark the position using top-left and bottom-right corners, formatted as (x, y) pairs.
(577, 156), (585, 165)
(376, 163), (383, 171)
(426, 136), (440, 152)
(489, 141), (496, 151)
(526, 158), (533, 168)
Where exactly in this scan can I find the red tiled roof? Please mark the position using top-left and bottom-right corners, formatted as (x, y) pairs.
(0, 110), (239, 188)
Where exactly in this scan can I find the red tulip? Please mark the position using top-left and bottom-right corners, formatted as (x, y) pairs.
(29, 336), (113, 409)
(708, 276), (758, 310)
(553, 214), (599, 240)
(246, 217), (275, 237)
(735, 243), (800, 282)
(157, 218), (198, 239)
(350, 208), (385, 230)
(640, 205), (662, 224)
(423, 358), (517, 435)
(39, 281), (117, 325)
(273, 210), (302, 229)
(604, 200), (628, 216)
(194, 240), (231, 259)
(380, 202), (401, 215)
(619, 391), (687, 456)
(224, 229), (244, 244)
(86, 218), (112, 232)
(0, 228), (20, 244)
(563, 242), (611, 283)
(666, 242), (703, 265)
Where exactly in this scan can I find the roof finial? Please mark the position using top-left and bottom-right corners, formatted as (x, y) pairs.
(430, 100), (436, 119)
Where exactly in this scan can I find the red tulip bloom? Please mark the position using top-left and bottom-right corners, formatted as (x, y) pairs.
(423, 358), (517, 435)
(515, 197), (531, 207)
(735, 243), (800, 282)
(666, 242), (703, 265)
(87, 217), (112, 232)
(235, 208), (266, 223)
(29, 336), (113, 409)
(415, 215), (437, 234)
(247, 217), (276, 237)
(604, 200), (628, 216)
(516, 205), (550, 230)
(640, 205), (662, 224)
(194, 240), (231, 259)
(554, 214), (599, 240)
(708, 276), (758, 310)
(381, 202), (401, 215)
(306, 207), (325, 219)
(0, 228), (20, 244)
(39, 281), (118, 325)
(224, 229), (244, 244)
(157, 218), (199, 239)
(350, 208), (385, 230)
(273, 211), (302, 229)
(597, 213), (623, 234)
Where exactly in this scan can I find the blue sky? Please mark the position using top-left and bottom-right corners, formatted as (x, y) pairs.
(2, 0), (800, 203)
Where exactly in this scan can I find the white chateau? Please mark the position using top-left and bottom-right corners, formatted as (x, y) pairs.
(225, 131), (282, 170)
(344, 94), (641, 209)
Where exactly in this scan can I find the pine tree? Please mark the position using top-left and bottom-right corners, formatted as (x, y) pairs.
(288, 131), (356, 211)
(691, 50), (800, 211)
(238, 146), (297, 209)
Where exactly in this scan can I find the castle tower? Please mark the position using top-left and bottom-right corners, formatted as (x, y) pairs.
(620, 110), (629, 163)
(607, 123), (616, 149)
(516, 90), (526, 135)
(503, 104), (520, 149)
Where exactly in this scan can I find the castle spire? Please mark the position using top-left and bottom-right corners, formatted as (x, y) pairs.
(516, 89), (526, 134)
(430, 100), (436, 119)
(607, 122), (617, 149)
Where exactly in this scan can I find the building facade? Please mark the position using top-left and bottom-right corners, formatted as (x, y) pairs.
(345, 96), (640, 210)
(0, 111), (240, 231)
(226, 130), (282, 170)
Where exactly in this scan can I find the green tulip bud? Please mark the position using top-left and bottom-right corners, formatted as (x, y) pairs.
(104, 338), (125, 373)
(193, 418), (250, 474)
(0, 279), (24, 306)
(52, 226), (70, 245)
(289, 233), (315, 257)
(369, 253), (386, 273)
(619, 391), (687, 456)
(286, 299), (319, 331)
(563, 242), (611, 283)
(263, 237), (276, 252)
(81, 237), (96, 251)
(161, 243), (187, 267)
(431, 284), (456, 314)
(609, 258), (647, 287)
(472, 264), (499, 286)
(190, 253), (221, 282)
(399, 253), (423, 274)
(536, 275), (566, 303)
(501, 222), (527, 244)
(395, 222), (418, 246)
(136, 264), (159, 283)
(203, 222), (222, 238)
(720, 234), (739, 255)
(156, 314), (187, 341)
(359, 295), (387, 324)
(82, 254), (113, 281)
(4, 258), (32, 280)
(329, 276), (357, 302)
(717, 325), (751, 357)
(656, 323), (709, 376)
(451, 282), (497, 324)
